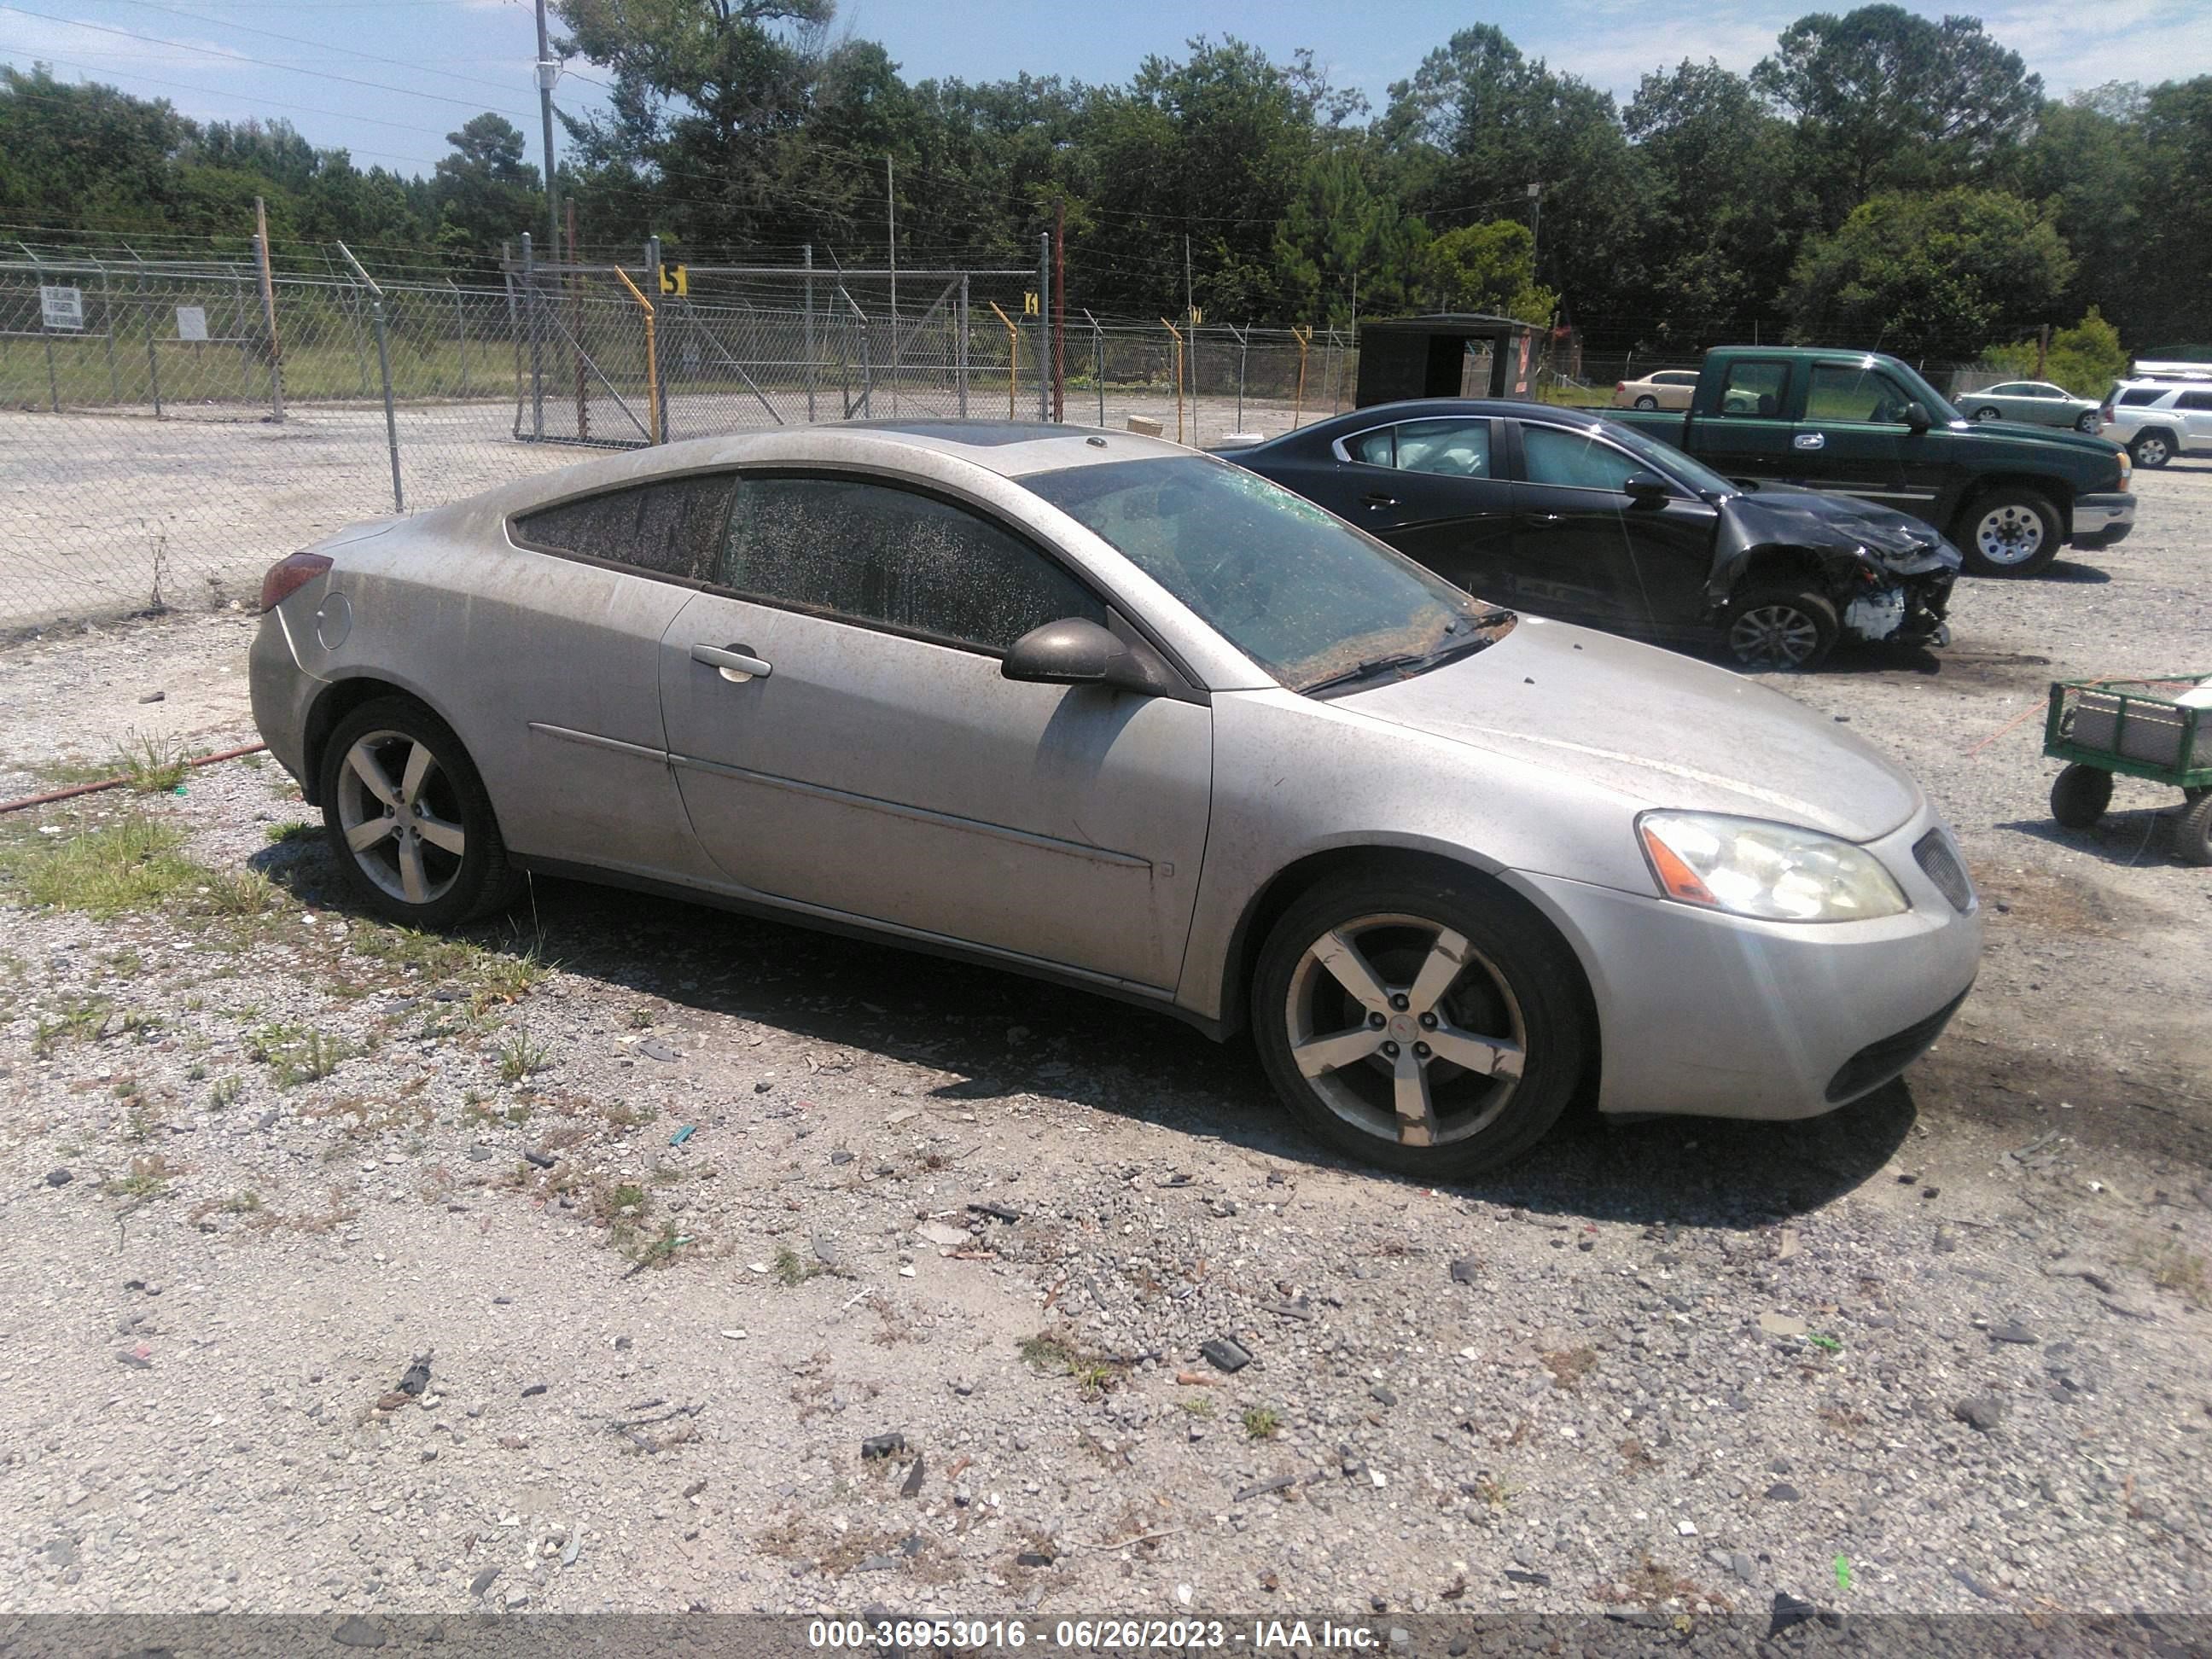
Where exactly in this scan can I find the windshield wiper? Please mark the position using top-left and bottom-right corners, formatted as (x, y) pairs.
(1301, 631), (1498, 698)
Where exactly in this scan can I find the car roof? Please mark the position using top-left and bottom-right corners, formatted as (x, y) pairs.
(1286, 398), (1611, 434)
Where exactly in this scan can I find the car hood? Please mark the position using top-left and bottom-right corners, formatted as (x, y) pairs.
(1336, 619), (1924, 842)
(1719, 484), (1960, 581)
(1941, 419), (2121, 464)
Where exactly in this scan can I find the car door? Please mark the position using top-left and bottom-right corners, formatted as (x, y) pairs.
(1336, 417), (1517, 602)
(1790, 361), (1945, 516)
(473, 472), (736, 882)
(1691, 358), (1797, 479)
(656, 471), (1214, 991)
(2175, 388), (2212, 451)
(1506, 420), (1712, 635)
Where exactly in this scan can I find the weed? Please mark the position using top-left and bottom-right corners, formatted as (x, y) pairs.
(2127, 1236), (2209, 1307)
(1, 818), (199, 917)
(1020, 1334), (1076, 1373)
(33, 997), (113, 1055)
(112, 731), (193, 795)
(185, 1062), (207, 1082)
(222, 1190), (263, 1214)
(774, 1245), (820, 1287)
(209, 1074), (242, 1109)
(250, 1022), (353, 1088)
(473, 949), (549, 1006)
(1074, 1363), (1119, 1399)
(101, 1154), (176, 1200)
(263, 822), (318, 845)
(1178, 1394), (1216, 1417)
(619, 1221), (692, 1271)
(1242, 1406), (1282, 1441)
(1540, 1348), (1598, 1392)
(195, 870), (282, 918)
(1471, 1474), (1518, 1510)
(117, 1010), (163, 1039)
(496, 1027), (548, 1084)
(625, 1004), (655, 1029)
(610, 1183), (646, 1211)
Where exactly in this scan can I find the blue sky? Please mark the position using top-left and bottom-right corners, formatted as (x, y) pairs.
(3, 0), (2208, 183)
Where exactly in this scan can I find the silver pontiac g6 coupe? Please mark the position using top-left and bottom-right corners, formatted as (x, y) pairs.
(251, 422), (1981, 1177)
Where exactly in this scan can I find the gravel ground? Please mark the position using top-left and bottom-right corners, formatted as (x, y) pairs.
(0, 463), (2208, 1624)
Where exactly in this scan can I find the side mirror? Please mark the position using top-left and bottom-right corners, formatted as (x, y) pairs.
(1622, 472), (1671, 507)
(1901, 400), (1932, 433)
(1002, 617), (1168, 696)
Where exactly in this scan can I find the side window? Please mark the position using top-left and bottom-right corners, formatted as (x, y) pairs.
(716, 475), (1104, 653)
(1520, 425), (1649, 493)
(1806, 364), (1915, 424)
(1391, 418), (1493, 479)
(1344, 428), (1395, 467)
(513, 474), (734, 582)
(2118, 388), (2166, 406)
(2176, 390), (2212, 411)
(1714, 360), (1788, 418)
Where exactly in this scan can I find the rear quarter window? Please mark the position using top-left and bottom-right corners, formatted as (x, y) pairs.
(2118, 388), (2169, 407)
(513, 475), (734, 581)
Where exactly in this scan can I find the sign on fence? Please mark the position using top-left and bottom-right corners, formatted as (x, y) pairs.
(175, 306), (209, 342)
(39, 285), (83, 331)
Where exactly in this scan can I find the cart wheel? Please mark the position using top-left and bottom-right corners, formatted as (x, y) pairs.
(2050, 764), (2112, 830)
(2177, 793), (2212, 868)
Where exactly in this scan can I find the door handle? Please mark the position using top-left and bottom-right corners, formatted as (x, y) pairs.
(1528, 513), (1565, 527)
(691, 642), (771, 683)
(1793, 433), (1826, 451)
(1362, 492), (1399, 508)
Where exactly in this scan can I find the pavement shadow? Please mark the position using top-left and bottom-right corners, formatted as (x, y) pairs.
(2038, 560), (2112, 584)
(257, 843), (1912, 1231)
(1996, 809), (2185, 867)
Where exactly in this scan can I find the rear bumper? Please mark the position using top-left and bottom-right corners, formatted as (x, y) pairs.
(2071, 492), (2135, 548)
(1511, 806), (1982, 1121)
(247, 608), (323, 795)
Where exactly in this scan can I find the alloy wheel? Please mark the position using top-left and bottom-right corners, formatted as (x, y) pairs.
(1973, 503), (2046, 568)
(334, 729), (469, 905)
(1727, 603), (1822, 669)
(2133, 435), (2170, 468)
(1283, 912), (1526, 1150)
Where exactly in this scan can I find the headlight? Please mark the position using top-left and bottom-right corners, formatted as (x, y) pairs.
(1638, 811), (1908, 923)
(2116, 450), (2132, 487)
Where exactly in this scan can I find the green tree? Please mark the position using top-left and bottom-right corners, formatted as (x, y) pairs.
(1418, 219), (1553, 323)
(431, 114), (543, 262)
(2011, 85), (2147, 334)
(2128, 77), (2212, 347)
(1784, 187), (2075, 355)
(1982, 308), (2129, 396)
(1754, 5), (2042, 226)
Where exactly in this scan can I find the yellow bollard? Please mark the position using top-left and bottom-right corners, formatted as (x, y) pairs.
(987, 300), (1022, 418)
(612, 266), (661, 444)
(1161, 319), (1185, 445)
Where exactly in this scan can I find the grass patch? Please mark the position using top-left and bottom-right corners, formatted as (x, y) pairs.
(774, 1244), (822, 1287)
(1017, 1330), (1129, 1394)
(33, 996), (114, 1055)
(610, 1182), (646, 1211)
(263, 821), (319, 845)
(1178, 1394), (1215, 1417)
(1540, 1347), (1598, 1392)
(2128, 1236), (2210, 1307)
(473, 948), (550, 1006)
(1241, 1405), (1282, 1440)
(113, 731), (194, 795)
(209, 1074), (242, 1109)
(101, 1154), (177, 1201)
(496, 1027), (549, 1083)
(1, 817), (200, 917)
(249, 1022), (354, 1088)
(222, 1190), (262, 1214)
(195, 870), (282, 918)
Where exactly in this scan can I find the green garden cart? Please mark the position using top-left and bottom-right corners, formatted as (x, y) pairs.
(2044, 674), (2212, 865)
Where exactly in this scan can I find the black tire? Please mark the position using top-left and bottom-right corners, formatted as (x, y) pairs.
(1633, 394), (1658, 410)
(1957, 486), (2062, 577)
(1972, 405), (2000, 422)
(318, 696), (518, 928)
(2074, 410), (2098, 434)
(1721, 585), (1839, 672)
(2175, 793), (2212, 868)
(1250, 867), (1590, 1179)
(2049, 763), (2112, 830)
(2129, 430), (2175, 469)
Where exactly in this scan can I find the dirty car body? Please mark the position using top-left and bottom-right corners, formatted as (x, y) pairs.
(1221, 399), (1959, 672)
(251, 422), (1981, 1177)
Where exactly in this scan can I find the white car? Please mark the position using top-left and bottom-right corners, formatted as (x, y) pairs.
(2098, 377), (2212, 468)
(1610, 369), (1700, 411)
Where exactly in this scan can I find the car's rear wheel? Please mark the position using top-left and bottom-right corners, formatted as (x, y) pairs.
(1972, 405), (2001, 421)
(1633, 394), (1658, 410)
(2049, 763), (2112, 830)
(1251, 870), (1589, 1179)
(1959, 487), (2061, 577)
(1723, 586), (1838, 672)
(2129, 430), (2174, 469)
(2074, 410), (2098, 434)
(319, 696), (516, 928)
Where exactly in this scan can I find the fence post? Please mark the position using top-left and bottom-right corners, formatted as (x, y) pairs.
(1291, 326), (1312, 429)
(1230, 324), (1248, 431)
(612, 265), (661, 444)
(1086, 309), (1103, 428)
(1037, 232), (1051, 422)
(145, 301), (163, 417)
(987, 300), (1020, 419)
(1160, 319), (1185, 445)
(97, 260), (120, 405)
(521, 233), (544, 440)
(802, 244), (818, 423)
(253, 232), (285, 422)
(956, 274), (969, 419)
(337, 242), (404, 513)
(647, 236), (669, 441)
(451, 279), (469, 397)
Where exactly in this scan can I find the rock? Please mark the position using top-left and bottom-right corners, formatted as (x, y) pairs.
(44, 1168), (71, 1187)
(1933, 1227), (1959, 1254)
(398, 1359), (431, 1396)
(1953, 1394), (2005, 1432)
(1764, 1483), (1802, 1503)
(968, 1201), (1021, 1222)
(469, 1566), (500, 1597)
(523, 1150), (556, 1169)
(1369, 1384), (1397, 1407)
(812, 1235), (838, 1265)
(899, 1454), (925, 1498)
(1757, 1313), (1807, 1338)
(637, 1039), (680, 1062)
(861, 1432), (908, 1460)
(830, 1150), (854, 1166)
(137, 690), (166, 704)
(1730, 1551), (1756, 1583)
(1988, 1320), (2039, 1345)
(464, 1145), (492, 1161)
(1449, 1257), (1481, 1285)
(331, 1615), (386, 1647)
(562, 1534), (581, 1567)
(917, 1221), (969, 1249)
(858, 1553), (900, 1573)
(1201, 1337), (1253, 1373)
(521, 1383), (548, 1398)
(1234, 1473), (1298, 1502)
(1951, 1566), (2001, 1601)
(115, 1350), (152, 1371)
(44, 1538), (76, 1568)
(1016, 1551), (1054, 1568)
(1503, 1569), (1549, 1586)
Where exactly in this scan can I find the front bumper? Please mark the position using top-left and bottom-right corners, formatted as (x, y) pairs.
(1510, 806), (1982, 1121)
(2071, 492), (2135, 549)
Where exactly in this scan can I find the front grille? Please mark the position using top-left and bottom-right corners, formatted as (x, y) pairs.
(1826, 985), (1972, 1103)
(1913, 829), (1976, 914)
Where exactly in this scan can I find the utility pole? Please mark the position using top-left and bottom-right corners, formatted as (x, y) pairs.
(535, 0), (560, 260)
(1052, 197), (1066, 423)
(1526, 182), (1542, 288)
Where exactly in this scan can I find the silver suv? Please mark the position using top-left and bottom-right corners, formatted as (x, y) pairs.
(2098, 376), (2212, 468)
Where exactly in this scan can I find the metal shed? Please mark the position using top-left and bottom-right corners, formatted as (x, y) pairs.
(1353, 313), (1540, 407)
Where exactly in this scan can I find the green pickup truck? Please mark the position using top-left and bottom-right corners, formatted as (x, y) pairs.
(1607, 346), (2134, 577)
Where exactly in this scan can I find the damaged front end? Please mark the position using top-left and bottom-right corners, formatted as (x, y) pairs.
(1709, 488), (1961, 649)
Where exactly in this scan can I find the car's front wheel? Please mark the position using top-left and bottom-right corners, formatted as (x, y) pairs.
(2074, 410), (2099, 434)
(2130, 430), (2174, 469)
(1959, 487), (2062, 577)
(1972, 405), (2001, 421)
(1723, 586), (1838, 672)
(319, 696), (516, 928)
(1633, 394), (1658, 410)
(1251, 870), (1590, 1178)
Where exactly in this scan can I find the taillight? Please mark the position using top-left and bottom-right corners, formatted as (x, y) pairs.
(2099, 404), (2114, 422)
(1615, 381), (1625, 392)
(260, 551), (333, 612)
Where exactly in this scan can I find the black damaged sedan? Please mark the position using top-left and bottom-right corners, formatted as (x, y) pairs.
(1221, 399), (1959, 672)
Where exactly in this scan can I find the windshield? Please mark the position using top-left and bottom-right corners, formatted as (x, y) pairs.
(1024, 456), (1500, 692)
(1592, 416), (1740, 499)
(1888, 360), (1962, 424)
